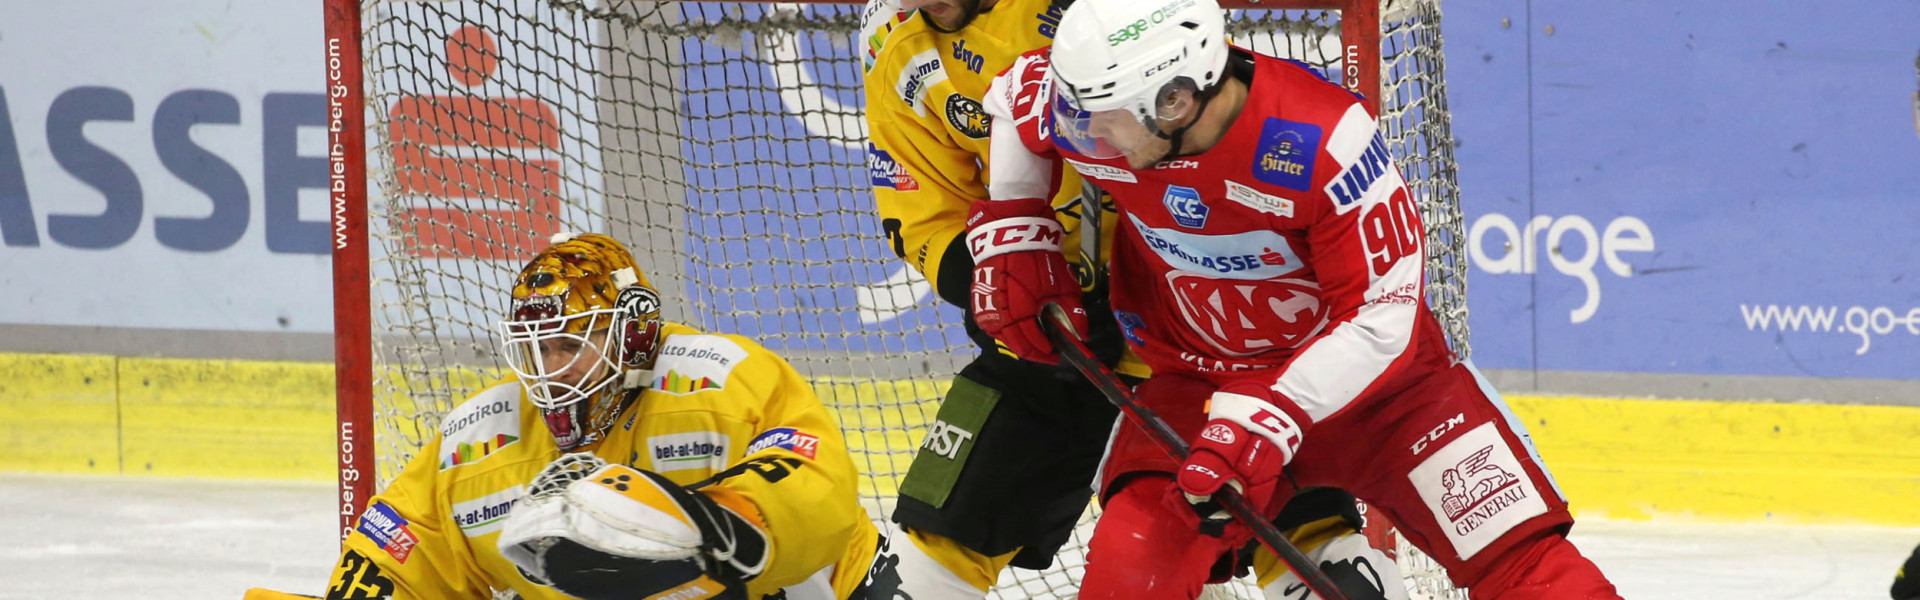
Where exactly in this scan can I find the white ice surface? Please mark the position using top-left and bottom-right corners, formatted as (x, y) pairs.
(0, 473), (1912, 600)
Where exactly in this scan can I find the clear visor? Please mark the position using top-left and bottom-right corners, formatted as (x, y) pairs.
(497, 309), (622, 411)
(1050, 83), (1197, 161)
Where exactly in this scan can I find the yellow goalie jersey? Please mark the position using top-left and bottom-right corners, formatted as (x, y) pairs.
(863, 0), (1112, 305)
(327, 323), (878, 600)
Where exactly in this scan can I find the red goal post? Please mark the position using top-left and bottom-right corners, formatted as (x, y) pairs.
(324, 1), (1466, 597)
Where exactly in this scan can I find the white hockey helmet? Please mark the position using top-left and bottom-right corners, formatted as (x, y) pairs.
(1049, 0), (1229, 158)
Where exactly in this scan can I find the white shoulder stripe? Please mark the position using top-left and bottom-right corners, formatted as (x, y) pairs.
(1273, 250), (1421, 421)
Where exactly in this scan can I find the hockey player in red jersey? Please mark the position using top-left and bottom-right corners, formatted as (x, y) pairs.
(966, 0), (1623, 598)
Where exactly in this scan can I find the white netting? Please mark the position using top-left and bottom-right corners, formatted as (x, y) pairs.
(352, 1), (1466, 598)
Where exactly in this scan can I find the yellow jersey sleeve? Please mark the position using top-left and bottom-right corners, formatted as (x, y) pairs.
(331, 436), (490, 600)
(694, 336), (867, 592)
(865, 41), (983, 307)
(863, 0), (1107, 308)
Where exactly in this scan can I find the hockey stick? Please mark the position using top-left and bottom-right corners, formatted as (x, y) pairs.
(1039, 302), (1351, 600)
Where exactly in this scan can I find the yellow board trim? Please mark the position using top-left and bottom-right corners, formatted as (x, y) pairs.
(1507, 394), (1920, 526)
(0, 353), (119, 474)
(4, 352), (1917, 527)
(118, 356), (336, 480)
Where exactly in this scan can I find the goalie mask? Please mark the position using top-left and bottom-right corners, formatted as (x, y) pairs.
(499, 233), (665, 451)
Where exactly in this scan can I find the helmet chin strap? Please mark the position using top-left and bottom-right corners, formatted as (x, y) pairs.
(1143, 83), (1223, 165)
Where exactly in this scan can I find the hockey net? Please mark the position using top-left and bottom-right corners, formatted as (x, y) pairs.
(325, 0), (1467, 598)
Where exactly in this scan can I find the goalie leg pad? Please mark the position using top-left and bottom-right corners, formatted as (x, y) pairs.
(1261, 529), (1409, 600)
(858, 521), (1000, 600)
(499, 456), (768, 600)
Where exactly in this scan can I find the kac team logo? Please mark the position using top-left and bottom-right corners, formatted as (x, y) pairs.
(1167, 273), (1327, 356)
(1162, 185), (1209, 229)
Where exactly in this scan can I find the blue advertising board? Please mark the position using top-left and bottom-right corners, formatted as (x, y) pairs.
(1448, 0), (1920, 380)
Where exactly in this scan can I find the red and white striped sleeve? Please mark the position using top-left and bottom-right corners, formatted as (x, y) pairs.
(1265, 102), (1426, 423)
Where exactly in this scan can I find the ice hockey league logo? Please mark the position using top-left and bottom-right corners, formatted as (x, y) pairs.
(1162, 185), (1209, 229)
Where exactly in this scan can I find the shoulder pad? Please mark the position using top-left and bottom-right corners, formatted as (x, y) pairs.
(649, 333), (752, 395)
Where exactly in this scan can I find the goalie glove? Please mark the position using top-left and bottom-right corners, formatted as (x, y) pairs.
(966, 197), (1086, 364)
(498, 454), (768, 600)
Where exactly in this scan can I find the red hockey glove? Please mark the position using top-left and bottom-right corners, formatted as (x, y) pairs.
(1174, 382), (1311, 537)
(966, 197), (1086, 364)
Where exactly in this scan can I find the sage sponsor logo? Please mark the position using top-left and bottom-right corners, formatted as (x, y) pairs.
(1104, 0), (1198, 46)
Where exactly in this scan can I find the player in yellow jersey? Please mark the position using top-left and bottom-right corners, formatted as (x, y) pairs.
(860, 0), (1405, 598)
(248, 233), (878, 600)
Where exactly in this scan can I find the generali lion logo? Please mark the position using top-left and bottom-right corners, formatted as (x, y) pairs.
(1167, 273), (1329, 357)
(1408, 423), (1551, 560)
(1438, 446), (1519, 521)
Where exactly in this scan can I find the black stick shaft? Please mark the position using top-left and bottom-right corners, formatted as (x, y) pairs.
(1039, 302), (1351, 600)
